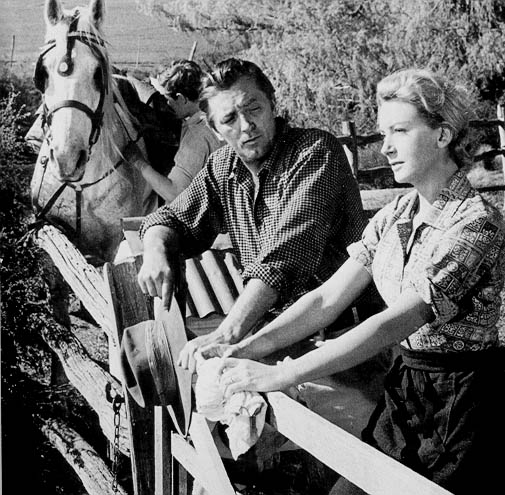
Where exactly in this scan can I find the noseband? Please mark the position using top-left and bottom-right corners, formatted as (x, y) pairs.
(34, 11), (108, 153)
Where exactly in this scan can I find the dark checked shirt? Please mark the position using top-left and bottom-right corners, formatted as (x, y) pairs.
(348, 169), (505, 352)
(140, 118), (368, 314)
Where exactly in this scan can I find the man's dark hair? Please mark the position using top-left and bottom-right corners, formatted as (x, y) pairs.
(199, 58), (276, 120)
(157, 59), (203, 102)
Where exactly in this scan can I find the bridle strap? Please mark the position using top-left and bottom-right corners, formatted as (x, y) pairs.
(35, 181), (67, 221)
(45, 99), (96, 121)
(33, 153), (126, 242)
(37, 17), (109, 151)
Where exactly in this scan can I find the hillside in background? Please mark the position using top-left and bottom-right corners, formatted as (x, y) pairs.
(0, 0), (205, 72)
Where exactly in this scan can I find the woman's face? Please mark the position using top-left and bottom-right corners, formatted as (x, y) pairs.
(378, 100), (444, 186)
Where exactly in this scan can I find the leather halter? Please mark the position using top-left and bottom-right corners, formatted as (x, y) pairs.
(31, 14), (139, 245)
(35, 11), (108, 152)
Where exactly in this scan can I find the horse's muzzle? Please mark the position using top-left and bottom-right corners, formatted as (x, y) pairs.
(51, 148), (88, 182)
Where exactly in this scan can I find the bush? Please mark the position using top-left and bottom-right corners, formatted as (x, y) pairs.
(0, 68), (52, 386)
(136, 0), (505, 137)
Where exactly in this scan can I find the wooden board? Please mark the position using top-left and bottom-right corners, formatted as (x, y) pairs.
(104, 256), (156, 495)
(267, 391), (452, 495)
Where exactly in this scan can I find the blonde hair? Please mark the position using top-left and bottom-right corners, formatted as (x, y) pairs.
(377, 69), (474, 166)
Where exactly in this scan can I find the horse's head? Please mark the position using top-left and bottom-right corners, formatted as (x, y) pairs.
(35, 0), (110, 182)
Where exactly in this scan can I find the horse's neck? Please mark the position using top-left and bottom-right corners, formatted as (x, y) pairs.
(87, 100), (129, 177)
(94, 95), (157, 216)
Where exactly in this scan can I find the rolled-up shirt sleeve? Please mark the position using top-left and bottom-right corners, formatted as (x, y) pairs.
(139, 160), (226, 257)
(411, 214), (505, 326)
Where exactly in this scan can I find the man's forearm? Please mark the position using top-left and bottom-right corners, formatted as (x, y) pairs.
(215, 279), (279, 344)
(134, 157), (190, 204)
(142, 224), (181, 255)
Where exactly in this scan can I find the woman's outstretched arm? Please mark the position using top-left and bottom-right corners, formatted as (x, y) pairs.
(219, 288), (433, 394)
(202, 258), (372, 361)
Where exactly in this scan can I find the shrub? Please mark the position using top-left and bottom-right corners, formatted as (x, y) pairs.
(0, 69), (52, 386)
(136, 0), (505, 137)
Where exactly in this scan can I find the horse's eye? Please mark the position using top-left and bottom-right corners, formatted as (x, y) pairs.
(93, 67), (103, 90)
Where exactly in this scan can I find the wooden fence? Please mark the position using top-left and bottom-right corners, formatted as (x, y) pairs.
(341, 103), (505, 177)
(31, 105), (504, 495)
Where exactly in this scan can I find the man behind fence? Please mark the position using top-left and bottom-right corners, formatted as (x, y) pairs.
(137, 58), (389, 490)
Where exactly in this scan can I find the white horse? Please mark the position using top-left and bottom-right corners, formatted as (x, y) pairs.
(31, 0), (158, 263)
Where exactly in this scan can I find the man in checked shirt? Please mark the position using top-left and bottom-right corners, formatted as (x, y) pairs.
(137, 58), (389, 439)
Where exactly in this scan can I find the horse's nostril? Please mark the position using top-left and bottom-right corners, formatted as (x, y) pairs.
(77, 149), (88, 169)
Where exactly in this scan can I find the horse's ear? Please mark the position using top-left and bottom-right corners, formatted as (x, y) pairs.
(88, 0), (105, 28)
(45, 0), (63, 26)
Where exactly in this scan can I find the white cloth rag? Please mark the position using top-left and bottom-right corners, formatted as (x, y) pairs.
(194, 357), (267, 460)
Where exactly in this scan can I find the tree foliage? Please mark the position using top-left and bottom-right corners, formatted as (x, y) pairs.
(136, 0), (505, 135)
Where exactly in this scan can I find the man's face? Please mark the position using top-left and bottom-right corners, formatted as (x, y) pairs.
(207, 76), (276, 170)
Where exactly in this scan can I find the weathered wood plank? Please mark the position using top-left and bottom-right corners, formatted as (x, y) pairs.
(266, 391), (452, 495)
(37, 416), (128, 495)
(497, 104), (505, 187)
(181, 412), (235, 495)
(39, 316), (129, 455)
(104, 257), (156, 495)
(171, 434), (206, 487)
(154, 407), (174, 495)
(35, 224), (113, 336)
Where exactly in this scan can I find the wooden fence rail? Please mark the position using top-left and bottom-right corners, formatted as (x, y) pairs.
(34, 226), (452, 495)
(340, 103), (505, 186)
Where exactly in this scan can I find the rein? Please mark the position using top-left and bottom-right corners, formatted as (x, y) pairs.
(33, 154), (126, 240)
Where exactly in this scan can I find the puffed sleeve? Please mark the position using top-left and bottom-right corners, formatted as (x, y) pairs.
(347, 198), (400, 274)
(411, 212), (505, 326)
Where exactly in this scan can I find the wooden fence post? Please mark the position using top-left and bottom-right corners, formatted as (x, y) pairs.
(341, 120), (359, 178)
(497, 103), (505, 209)
(189, 41), (198, 61)
(10, 35), (15, 68)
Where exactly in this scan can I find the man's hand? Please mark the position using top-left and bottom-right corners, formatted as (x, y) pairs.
(199, 342), (241, 360)
(137, 226), (178, 309)
(177, 331), (229, 374)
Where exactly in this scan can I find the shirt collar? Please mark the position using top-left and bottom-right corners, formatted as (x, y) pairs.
(432, 168), (473, 208)
(183, 111), (205, 127)
(399, 169), (473, 228)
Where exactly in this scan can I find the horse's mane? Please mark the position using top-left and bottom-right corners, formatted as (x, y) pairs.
(48, 6), (139, 177)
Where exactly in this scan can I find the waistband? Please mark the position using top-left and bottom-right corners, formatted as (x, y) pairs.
(399, 346), (504, 372)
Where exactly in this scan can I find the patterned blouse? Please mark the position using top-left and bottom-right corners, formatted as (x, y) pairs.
(140, 118), (367, 313)
(348, 169), (505, 352)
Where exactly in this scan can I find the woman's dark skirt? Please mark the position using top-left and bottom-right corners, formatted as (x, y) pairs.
(362, 347), (505, 495)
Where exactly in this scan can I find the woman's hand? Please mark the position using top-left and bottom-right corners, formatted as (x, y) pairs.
(198, 342), (241, 360)
(217, 357), (293, 396)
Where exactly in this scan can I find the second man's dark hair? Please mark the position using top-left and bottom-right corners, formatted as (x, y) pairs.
(157, 59), (203, 102)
